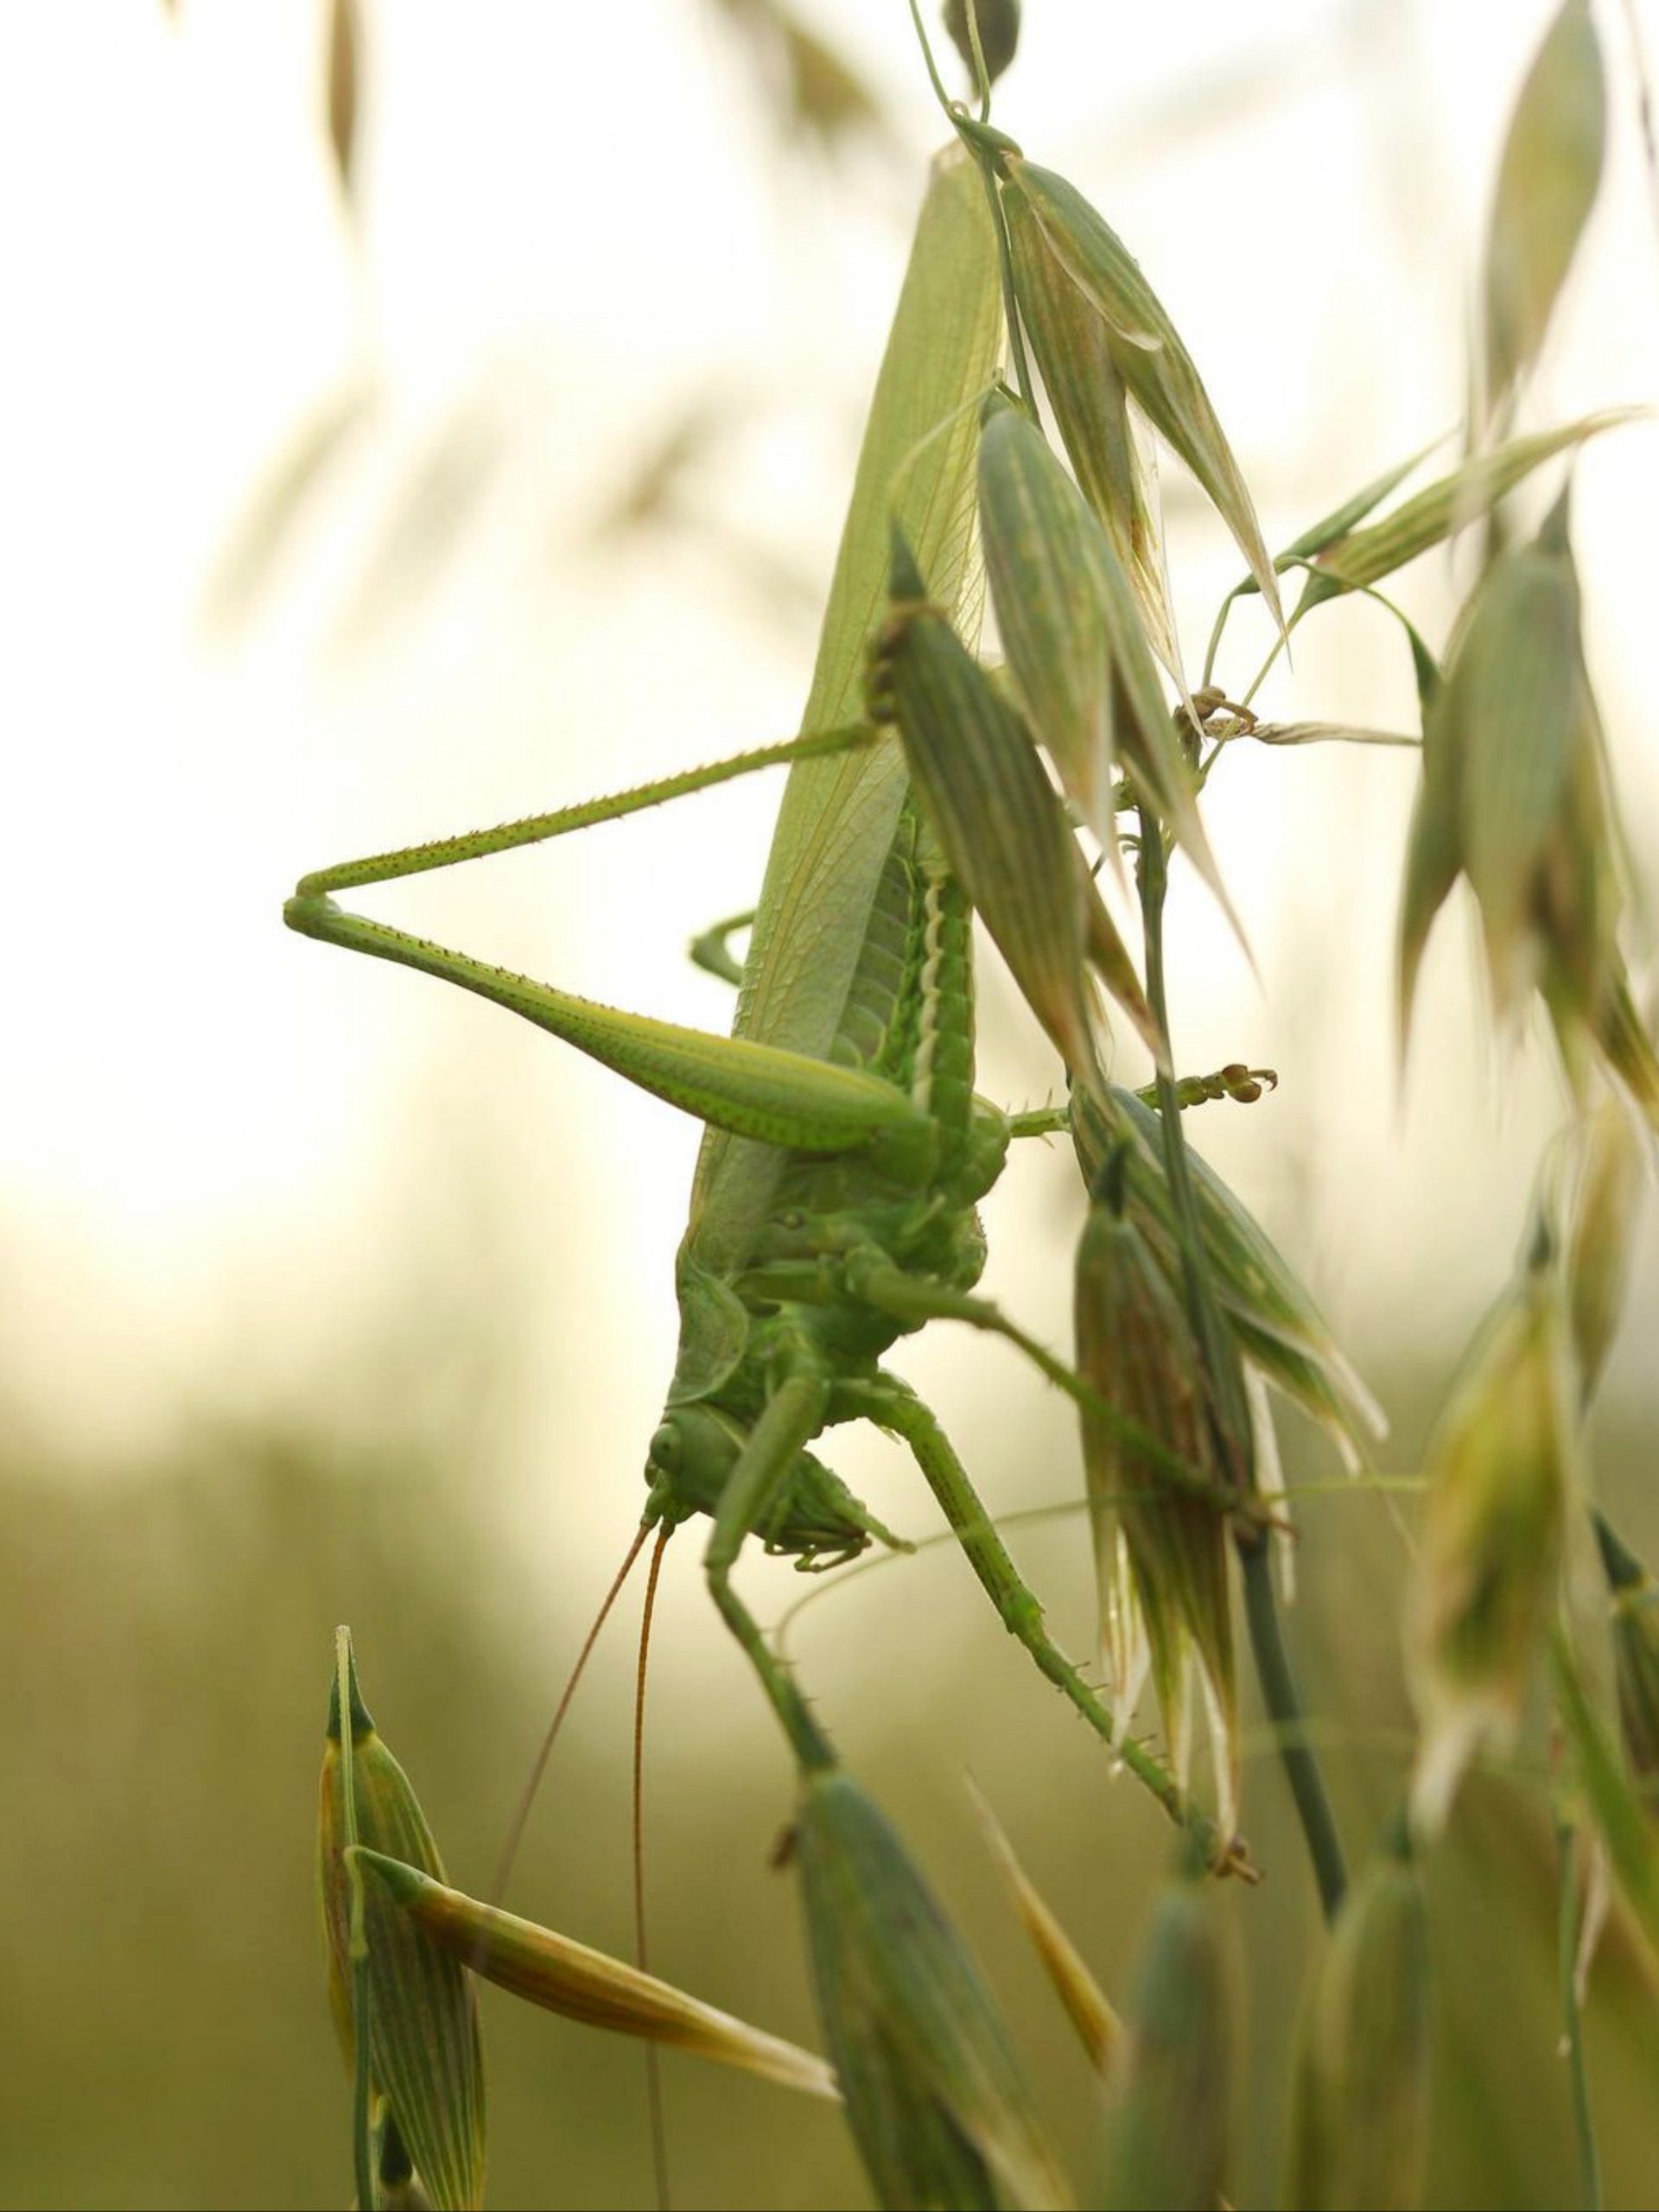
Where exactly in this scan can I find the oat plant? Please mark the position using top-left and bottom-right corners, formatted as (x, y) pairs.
(292, 4), (1659, 2205)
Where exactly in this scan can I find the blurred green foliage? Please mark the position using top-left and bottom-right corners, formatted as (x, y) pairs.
(3, 1355), (1658, 2207)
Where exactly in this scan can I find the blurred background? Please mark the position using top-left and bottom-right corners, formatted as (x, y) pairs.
(3, 1), (1659, 2204)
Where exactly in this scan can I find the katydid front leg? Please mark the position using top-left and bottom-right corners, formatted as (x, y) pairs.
(701, 1367), (838, 1775)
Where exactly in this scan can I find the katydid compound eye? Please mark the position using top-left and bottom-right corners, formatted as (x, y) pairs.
(648, 1423), (680, 1474)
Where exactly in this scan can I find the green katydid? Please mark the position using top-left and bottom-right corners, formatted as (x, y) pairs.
(286, 154), (1251, 1870)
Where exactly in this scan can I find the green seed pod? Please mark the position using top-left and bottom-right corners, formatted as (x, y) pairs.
(1408, 1237), (1573, 1837)
(1076, 1167), (1240, 1837)
(1482, 0), (1605, 432)
(944, 0), (1021, 86)
(1001, 183), (1176, 675)
(1001, 157), (1282, 637)
(1399, 488), (1627, 1084)
(976, 395), (1234, 934)
(1102, 1859), (1235, 2212)
(1592, 1514), (1659, 1810)
(795, 1766), (1071, 2212)
(1286, 1831), (1433, 2212)
(1072, 1084), (1383, 1471)
(870, 527), (1156, 1080)
(318, 1639), (486, 2212)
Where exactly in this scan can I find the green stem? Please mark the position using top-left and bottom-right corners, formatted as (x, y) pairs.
(1556, 1814), (1604, 2212)
(1239, 1540), (1348, 1922)
(1135, 812), (1348, 1919)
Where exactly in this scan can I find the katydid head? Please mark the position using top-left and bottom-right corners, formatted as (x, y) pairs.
(644, 1403), (906, 1571)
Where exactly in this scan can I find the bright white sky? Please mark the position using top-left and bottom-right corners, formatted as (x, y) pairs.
(0, 0), (1656, 1515)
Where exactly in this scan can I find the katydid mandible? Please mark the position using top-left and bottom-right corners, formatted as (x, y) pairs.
(285, 154), (1238, 1868)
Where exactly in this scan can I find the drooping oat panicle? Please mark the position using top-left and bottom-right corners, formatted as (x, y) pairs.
(352, 1852), (837, 2099)
(944, 0), (1021, 86)
(1286, 1829), (1433, 2212)
(870, 527), (1154, 1079)
(1481, 1), (1606, 434)
(1306, 410), (1637, 606)
(1075, 1159), (1240, 1837)
(1567, 1103), (1645, 1404)
(1072, 1084), (1384, 1470)
(966, 1780), (1123, 2075)
(1592, 1515), (1659, 1811)
(1407, 1229), (1574, 1838)
(977, 396), (1236, 936)
(1000, 158), (1284, 639)
(318, 1643), (486, 2212)
(795, 1767), (1072, 2212)
(1101, 1859), (1235, 2212)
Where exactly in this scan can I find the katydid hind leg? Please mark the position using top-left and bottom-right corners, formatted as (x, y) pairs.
(843, 1374), (1244, 1873)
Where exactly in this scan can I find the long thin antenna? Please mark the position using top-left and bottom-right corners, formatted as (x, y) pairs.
(487, 1520), (652, 1908)
(635, 1524), (673, 2212)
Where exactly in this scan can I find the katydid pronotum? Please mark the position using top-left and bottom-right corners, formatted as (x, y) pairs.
(286, 154), (1249, 1872)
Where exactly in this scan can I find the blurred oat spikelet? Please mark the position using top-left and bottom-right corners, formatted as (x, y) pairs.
(318, 1636), (486, 2212)
(795, 1766), (1071, 2212)
(1399, 490), (1659, 1115)
(1408, 1217), (1576, 1837)
(1481, 0), (1606, 438)
(1100, 1857), (1235, 2212)
(1285, 1829), (1433, 2212)
(1075, 1151), (1242, 1841)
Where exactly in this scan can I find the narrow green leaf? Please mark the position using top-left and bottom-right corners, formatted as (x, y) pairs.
(1483, 1), (1606, 427)
(1004, 157), (1285, 637)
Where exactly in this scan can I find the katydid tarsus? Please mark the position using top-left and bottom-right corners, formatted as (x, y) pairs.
(286, 153), (1250, 1873)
